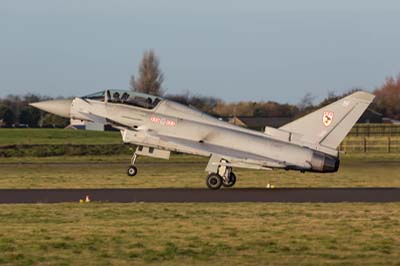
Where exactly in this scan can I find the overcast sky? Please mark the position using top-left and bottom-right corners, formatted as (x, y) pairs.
(1, 0), (400, 103)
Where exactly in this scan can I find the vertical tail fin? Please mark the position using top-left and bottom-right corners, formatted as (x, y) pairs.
(280, 91), (375, 149)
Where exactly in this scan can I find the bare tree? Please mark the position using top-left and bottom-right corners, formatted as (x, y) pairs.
(373, 74), (400, 119)
(317, 88), (362, 108)
(298, 92), (315, 111)
(130, 50), (164, 96)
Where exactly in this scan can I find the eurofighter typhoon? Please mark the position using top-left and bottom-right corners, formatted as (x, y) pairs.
(30, 90), (374, 189)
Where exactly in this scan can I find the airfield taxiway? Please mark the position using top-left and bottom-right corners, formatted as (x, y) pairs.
(0, 188), (399, 203)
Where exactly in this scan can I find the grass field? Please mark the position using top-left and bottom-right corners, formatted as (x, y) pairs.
(0, 154), (400, 188)
(1, 129), (400, 265)
(2, 128), (400, 155)
(0, 129), (128, 157)
(0, 128), (121, 145)
(0, 203), (399, 265)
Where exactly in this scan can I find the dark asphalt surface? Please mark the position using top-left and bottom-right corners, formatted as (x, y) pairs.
(0, 188), (400, 203)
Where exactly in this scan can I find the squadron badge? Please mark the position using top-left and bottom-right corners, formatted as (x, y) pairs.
(322, 111), (334, 126)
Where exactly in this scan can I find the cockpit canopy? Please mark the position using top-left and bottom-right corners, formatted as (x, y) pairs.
(82, 90), (163, 109)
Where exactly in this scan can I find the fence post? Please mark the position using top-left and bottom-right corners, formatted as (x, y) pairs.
(388, 137), (391, 153)
(364, 137), (367, 153)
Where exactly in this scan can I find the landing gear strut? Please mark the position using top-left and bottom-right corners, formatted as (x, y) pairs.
(222, 172), (236, 187)
(127, 153), (138, 177)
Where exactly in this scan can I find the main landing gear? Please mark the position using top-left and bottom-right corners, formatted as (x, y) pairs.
(206, 168), (237, 190)
(127, 153), (138, 177)
(126, 150), (236, 190)
(205, 156), (237, 190)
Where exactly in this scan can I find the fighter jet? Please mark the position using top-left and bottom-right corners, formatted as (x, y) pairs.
(30, 90), (374, 189)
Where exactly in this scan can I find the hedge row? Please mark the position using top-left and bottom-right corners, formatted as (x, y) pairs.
(0, 144), (133, 157)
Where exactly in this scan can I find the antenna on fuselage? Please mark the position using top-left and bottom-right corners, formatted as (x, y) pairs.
(105, 89), (111, 103)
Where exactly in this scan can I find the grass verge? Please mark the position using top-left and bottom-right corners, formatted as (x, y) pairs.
(0, 203), (399, 265)
(0, 128), (121, 145)
(0, 154), (399, 188)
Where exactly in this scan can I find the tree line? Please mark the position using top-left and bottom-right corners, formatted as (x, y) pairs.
(1, 50), (399, 127)
(130, 50), (400, 120)
(0, 94), (68, 128)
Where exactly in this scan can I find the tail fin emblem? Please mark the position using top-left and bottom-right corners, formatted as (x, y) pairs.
(323, 111), (334, 126)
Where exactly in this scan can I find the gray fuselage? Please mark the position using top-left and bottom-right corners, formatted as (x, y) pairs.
(72, 97), (339, 172)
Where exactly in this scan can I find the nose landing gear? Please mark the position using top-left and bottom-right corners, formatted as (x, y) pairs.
(127, 165), (138, 176)
(127, 153), (138, 177)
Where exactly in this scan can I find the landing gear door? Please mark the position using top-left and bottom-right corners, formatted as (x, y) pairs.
(135, 146), (170, 160)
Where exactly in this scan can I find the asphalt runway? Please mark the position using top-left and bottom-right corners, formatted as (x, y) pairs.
(0, 188), (400, 203)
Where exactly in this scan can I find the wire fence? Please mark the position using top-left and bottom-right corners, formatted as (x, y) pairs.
(338, 124), (400, 153)
(340, 137), (400, 153)
(348, 124), (400, 137)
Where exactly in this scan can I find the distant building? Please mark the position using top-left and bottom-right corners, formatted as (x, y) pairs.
(68, 119), (120, 131)
(69, 119), (105, 131)
(226, 116), (294, 131)
(382, 117), (400, 124)
(225, 108), (386, 132)
(67, 107), (389, 132)
(357, 109), (383, 124)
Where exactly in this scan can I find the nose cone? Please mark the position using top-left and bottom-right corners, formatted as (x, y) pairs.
(30, 99), (72, 118)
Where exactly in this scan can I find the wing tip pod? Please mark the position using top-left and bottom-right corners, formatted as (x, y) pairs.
(349, 91), (375, 103)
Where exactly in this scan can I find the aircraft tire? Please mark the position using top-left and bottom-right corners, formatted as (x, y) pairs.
(206, 173), (223, 190)
(127, 165), (138, 177)
(222, 172), (236, 187)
